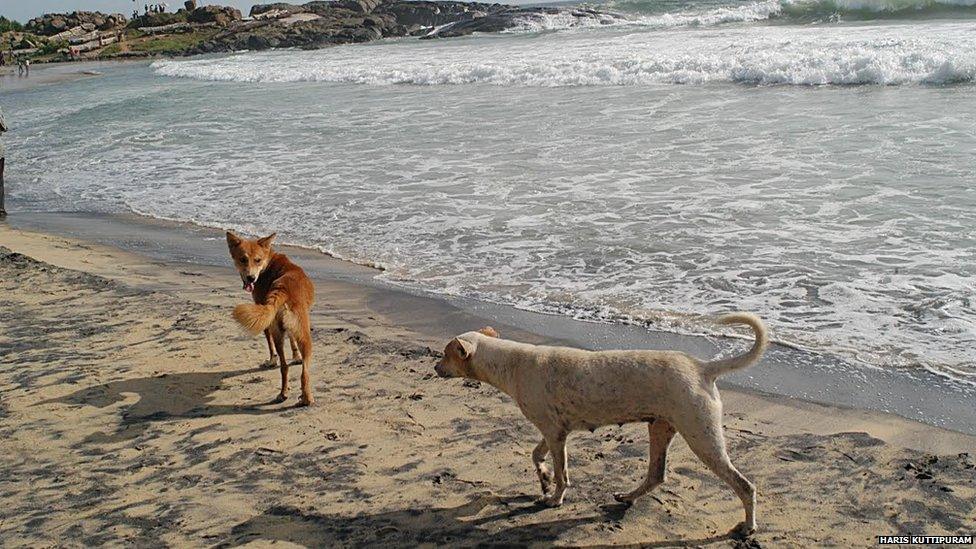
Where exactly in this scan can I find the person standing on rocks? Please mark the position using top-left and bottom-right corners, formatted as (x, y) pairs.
(0, 106), (7, 217)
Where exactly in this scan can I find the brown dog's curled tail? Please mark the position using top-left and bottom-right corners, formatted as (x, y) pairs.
(233, 290), (288, 335)
(702, 313), (769, 379)
(233, 303), (277, 335)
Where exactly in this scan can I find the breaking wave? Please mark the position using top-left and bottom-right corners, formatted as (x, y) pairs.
(152, 22), (976, 87)
(596, 0), (976, 25)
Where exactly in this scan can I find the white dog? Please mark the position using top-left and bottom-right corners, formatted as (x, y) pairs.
(434, 313), (768, 536)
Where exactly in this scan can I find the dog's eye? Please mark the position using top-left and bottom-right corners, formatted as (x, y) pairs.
(240, 258), (247, 264)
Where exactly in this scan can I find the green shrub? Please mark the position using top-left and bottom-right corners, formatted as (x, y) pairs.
(39, 39), (67, 55)
(99, 43), (123, 56)
(0, 17), (23, 34)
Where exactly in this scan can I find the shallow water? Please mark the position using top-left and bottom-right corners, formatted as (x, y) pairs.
(5, 0), (975, 384)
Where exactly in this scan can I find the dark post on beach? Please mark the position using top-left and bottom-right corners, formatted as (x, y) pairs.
(0, 106), (6, 217)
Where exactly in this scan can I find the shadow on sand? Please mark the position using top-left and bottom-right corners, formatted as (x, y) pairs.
(214, 493), (580, 547)
(212, 494), (740, 548)
(35, 366), (292, 444)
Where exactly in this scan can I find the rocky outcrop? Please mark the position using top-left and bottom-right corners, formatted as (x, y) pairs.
(26, 11), (127, 36)
(196, 0), (623, 53)
(22, 1), (627, 62)
(194, 12), (396, 53)
(129, 6), (241, 30)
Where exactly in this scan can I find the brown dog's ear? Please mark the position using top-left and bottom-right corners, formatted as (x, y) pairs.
(455, 338), (476, 360)
(226, 231), (242, 248)
(257, 233), (277, 248)
(478, 326), (499, 338)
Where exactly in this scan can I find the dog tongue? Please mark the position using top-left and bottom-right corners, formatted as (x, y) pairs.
(244, 281), (254, 293)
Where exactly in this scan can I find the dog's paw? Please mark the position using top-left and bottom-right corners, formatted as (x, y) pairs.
(297, 396), (314, 407)
(612, 492), (636, 505)
(272, 392), (288, 404)
(537, 494), (564, 508)
(729, 521), (756, 539)
(289, 358), (303, 366)
(261, 358), (279, 369)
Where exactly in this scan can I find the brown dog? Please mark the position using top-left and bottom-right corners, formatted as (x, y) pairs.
(435, 314), (768, 536)
(227, 232), (316, 406)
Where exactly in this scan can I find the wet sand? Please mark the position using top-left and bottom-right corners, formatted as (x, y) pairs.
(0, 60), (143, 92)
(1, 224), (974, 547)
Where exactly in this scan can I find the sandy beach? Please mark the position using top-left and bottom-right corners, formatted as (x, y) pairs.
(1, 223), (973, 548)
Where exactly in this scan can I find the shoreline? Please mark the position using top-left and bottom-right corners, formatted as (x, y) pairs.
(4, 209), (976, 441)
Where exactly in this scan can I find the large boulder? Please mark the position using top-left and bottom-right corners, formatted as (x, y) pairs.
(188, 5), (243, 26)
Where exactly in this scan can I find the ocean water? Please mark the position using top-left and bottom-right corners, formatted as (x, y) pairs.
(4, 0), (975, 385)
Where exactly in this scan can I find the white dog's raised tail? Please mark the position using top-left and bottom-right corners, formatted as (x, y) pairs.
(702, 313), (769, 379)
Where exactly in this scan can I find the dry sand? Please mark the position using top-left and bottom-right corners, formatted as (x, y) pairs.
(0, 226), (973, 548)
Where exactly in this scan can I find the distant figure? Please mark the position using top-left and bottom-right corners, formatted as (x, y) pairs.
(0, 106), (7, 217)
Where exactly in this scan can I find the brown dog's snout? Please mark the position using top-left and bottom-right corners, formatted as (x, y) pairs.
(434, 362), (448, 378)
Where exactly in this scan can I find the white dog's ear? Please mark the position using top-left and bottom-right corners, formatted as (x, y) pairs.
(455, 338), (476, 360)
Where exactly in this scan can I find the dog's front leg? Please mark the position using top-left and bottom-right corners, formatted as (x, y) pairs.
(532, 439), (553, 495)
(539, 433), (568, 507)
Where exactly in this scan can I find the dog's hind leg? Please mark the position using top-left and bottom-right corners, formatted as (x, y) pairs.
(532, 439), (553, 495)
(539, 432), (569, 507)
(295, 316), (314, 407)
(680, 408), (757, 536)
(262, 329), (278, 367)
(614, 419), (676, 504)
(289, 336), (301, 365)
(271, 327), (289, 403)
